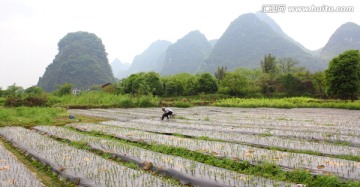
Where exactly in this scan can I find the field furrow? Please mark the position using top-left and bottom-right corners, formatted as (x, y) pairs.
(35, 125), (296, 187)
(0, 127), (179, 187)
(0, 143), (45, 187)
(68, 123), (360, 180)
(101, 120), (360, 156)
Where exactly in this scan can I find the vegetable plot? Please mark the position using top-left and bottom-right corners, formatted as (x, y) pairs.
(0, 143), (45, 187)
(0, 127), (178, 187)
(68, 123), (360, 180)
(34, 125), (295, 187)
(101, 120), (360, 156)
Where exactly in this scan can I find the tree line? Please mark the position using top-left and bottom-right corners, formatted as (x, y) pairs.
(1, 49), (359, 107)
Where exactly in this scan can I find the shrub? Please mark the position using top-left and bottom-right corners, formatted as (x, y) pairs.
(5, 96), (23, 107)
(174, 101), (192, 108)
(23, 94), (49, 107)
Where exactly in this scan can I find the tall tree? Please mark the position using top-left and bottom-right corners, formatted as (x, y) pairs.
(277, 58), (298, 74)
(325, 50), (360, 100)
(219, 71), (249, 96)
(260, 54), (277, 74)
(195, 73), (218, 94)
(214, 66), (227, 81)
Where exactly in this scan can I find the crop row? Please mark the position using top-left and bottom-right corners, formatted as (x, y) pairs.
(34, 125), (295, 187)
(69, 107), (360, 137)
(0, 127), (178, 187)
(0, 142), (44, 187)
(68, 123), (360, 180)
(102, 120), (360, 157)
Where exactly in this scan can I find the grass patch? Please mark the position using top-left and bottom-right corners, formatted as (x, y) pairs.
(51, 92), (160, 109)
(0, 107), (106, 128)
(214, 97), (360, 109)
(259, 131), (273, 137)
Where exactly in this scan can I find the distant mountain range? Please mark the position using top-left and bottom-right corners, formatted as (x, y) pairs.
(110, 58), (130, 79)
(110, 12), (360, 78)
(160, 30), (212, 75)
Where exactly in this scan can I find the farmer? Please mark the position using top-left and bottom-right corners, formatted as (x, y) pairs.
(161, 107), (173, 120)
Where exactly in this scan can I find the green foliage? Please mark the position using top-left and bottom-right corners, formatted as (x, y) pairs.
(174, 101), (192, 108)
(54, 83), (72, 96)
(23, 94), (49, 107)
(0, 107), (68, 127)
(325, 50), (360, 100)
(162, 73), (194, 96)
(137, 95), (159, 107)
(51, 91), (161, 108)
(277, 58), (298, 74)
(214, 97), (360, 109)
(261, 54), (277, 74)
(119, 72), (163, 96)
(4, 86), (49, 107)
(3, 84), (24, 97)
(219, 71), (248, 96)
(25, 86), (44, 95)
(311, 71), (326, 97)
(277, 73), (314, 97)
(4, 96), (23, 107)
(214, 66), (227, 81)
(195, 73), (218, 94)
(143, 72), (163, 95)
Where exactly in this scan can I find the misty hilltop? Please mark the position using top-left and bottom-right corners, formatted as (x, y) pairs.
(114, 12), (360, 77)
(160, 30), (213, 75)
(38, 31), (115, 91)
(201, 13), (325, 73)
(126, 40), (172, 77)
(110, 58), (130, 79)
(320, 22), (360, 61)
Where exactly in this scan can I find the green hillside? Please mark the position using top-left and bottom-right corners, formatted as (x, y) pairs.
(37, 31), (115, 91)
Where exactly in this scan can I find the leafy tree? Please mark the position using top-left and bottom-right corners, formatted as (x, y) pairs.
(163, 79), (184, 96)
(161, 73), (198, 96)
(3, 84), (24, 97)
(311, 71), (326, 97)
(277, 58), (298, 74)
(119, 72), (163, 96)
(214, 66), (227, 81)
(260, 54), (276, 74)
(55, 83), (72, 96)
(277, 74), (306, 96)
(258, 73), (280, 97)
(195, 73), (218, 94)
(325, 50), (360, 100)
(122, 73), (149, 95)
(25, 86), (44, 95)
(144, 72), (163, 96)
(219, 71), (249, 96)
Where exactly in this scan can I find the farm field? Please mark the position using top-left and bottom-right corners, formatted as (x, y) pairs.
(1, 106), (360, 186)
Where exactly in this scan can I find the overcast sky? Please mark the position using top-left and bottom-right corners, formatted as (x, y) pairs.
(0, 0), (359, 89)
